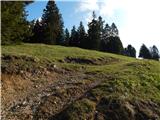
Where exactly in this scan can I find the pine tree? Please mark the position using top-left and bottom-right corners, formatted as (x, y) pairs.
(1, 1), (33, 45)
(139, 44), (152, 59)
(69, 26), (79, 46)
(42, 0), (64, 44)
(150, 45), (160, 61)
(105, 36), (124, 54)
(98, 16), (105, 41)
(104, 24), (111, 37)
(31, 20), (45, 43)
(87, 11), (101, 50)
(64, 28), (70, 46)
(111, 23), (119, 36)
(100, 23), (111, 51)
(23, 20), (35, 43)
(124, 45), (136, 57)
(77, 21), (87, 48)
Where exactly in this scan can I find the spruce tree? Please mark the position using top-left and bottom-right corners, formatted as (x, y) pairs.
(150, 45), (160, 60)
(111, 23), (119, 36)
(98, 16), (105, 41)
(64, 28), (70, 46)
(69, 26), (79, 46)
(100, 23), (110, 51)
(31, 20), (45, 43)
(139, 44), (152, 59)
(1, 1), (33, 45)
(105, 36), (124, 54)
(77, 21), (87, 48)
(124, 45), (136, 57)
(87, 11), (101, 50)
(42, 0), (64, 44)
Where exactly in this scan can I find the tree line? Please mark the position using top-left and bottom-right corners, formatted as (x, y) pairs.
(1, 1), (160, 61)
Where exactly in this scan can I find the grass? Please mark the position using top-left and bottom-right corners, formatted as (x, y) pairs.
(2, 43), (134, 62)
(2, 43), (160, 119)
(2, 44), (160, 100)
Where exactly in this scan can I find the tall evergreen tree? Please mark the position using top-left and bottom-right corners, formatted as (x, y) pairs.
(105, 36), (124, 54)
(103, 24), (111, 37)
(31, 20), (45, 43)
(87, 11), (101, 50)
(100, 23), (111, 51)
(124, 45), (136, 57)
(1, 1), (33, 45)
(77, 21), (87, 48)
(98, 16), (105, 41)
(150, 45), (160, 61)
(69, 26), (79, 46)
(139, 44), (152, 59)
(111, 23), (119, 36)
(64, 28), (70, 46)
(41, 0), (64, 44)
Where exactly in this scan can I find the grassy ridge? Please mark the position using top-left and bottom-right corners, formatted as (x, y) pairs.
(2, 43), (160, 119)
(2, 43), (160, 102)
(2, 43), (133, 61)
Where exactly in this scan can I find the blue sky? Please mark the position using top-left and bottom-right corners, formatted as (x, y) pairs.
(26, 0), (160, 52)
(26, 1), (89, 30)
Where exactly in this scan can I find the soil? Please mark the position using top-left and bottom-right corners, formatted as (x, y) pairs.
(1, 54), (160, 120)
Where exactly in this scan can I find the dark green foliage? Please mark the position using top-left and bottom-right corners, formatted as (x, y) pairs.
(30, 20), (45, 43)
(139, 44), (152, 59)
(23, 20), (35, 43)
(1, 1), (33, 45)
(104, 36), (124, 54)
(87, 11), (101, 50)
(64, 28), (70, 46)
(150, 45), (160, 61)
(24, 1), (34, 5)
(111, 23), (119, 36)
(69, 26), (79, 46)
(124, 45), (136, 57)
(100, 22), (120, 52)
(77, 21), (87, 48)
(98, 16), (105, 41)
(41, 0), (64, 44)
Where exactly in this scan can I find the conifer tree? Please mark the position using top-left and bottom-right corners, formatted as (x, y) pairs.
(87, 11), (101, 50)
(77, 21), (87, 48)
(150, 45), (160, 60)
(31, 20), (45, 43)
(139, 44), (152, 59)
(105, 36), (124, 54)
(64, 28), (70, 46)
(1, 1), (33, 45)
(98, 16), (105, 41)
(42, 0), (64, 44)
(111, 23), (119, 36)
(69, 26), (79, 46)
(124, 45), (136, 57)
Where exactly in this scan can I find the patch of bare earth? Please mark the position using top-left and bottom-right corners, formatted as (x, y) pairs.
(63, 56), (120, 65)
(1, 54), (160, 120)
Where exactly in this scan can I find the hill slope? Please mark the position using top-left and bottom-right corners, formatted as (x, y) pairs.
(1, 43), (160, 120)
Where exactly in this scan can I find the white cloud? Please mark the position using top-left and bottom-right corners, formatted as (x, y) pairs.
(77, 0), (160, 52)
(119, 0), (160, 51)
(78, 0), (99, 12)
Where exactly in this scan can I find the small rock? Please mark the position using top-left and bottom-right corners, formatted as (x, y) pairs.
(54, 101), (57, 104)
(20, 70), (24, 74)
(53, 65), (57, 68)
(23, 101), (27, 105)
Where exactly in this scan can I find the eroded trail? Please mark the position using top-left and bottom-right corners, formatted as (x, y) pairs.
(2, 53), (160, 120)
(1, 67), (105, 120)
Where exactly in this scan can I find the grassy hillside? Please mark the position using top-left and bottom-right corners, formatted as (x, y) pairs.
(2, 43), (160, 120)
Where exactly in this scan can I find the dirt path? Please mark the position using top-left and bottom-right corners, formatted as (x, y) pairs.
(1, 69), (104, 120)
